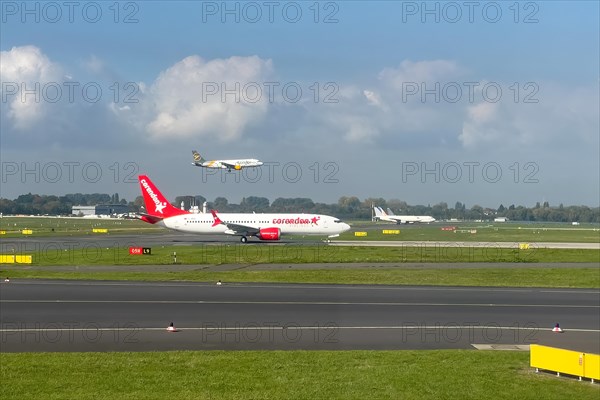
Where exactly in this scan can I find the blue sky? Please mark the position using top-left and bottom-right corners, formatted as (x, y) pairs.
(1, 1), (599, 208)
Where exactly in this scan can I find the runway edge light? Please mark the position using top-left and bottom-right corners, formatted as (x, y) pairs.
(552, 323), (563, 333)
(167, 322), (179, 332)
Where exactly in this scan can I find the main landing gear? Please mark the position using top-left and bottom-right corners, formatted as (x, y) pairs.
(240, 236), (248, 243)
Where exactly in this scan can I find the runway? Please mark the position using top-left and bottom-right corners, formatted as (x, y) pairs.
(1, 280), (598, 353)
(332, 241), (600, 249)
(3, 233), (599, 250)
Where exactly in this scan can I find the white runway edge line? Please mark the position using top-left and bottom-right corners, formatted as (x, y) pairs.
(1, 326), (599, 333)
(1, 300), (599, 308)
(330, 241), (600, 249)
(5, 281), (599, 294)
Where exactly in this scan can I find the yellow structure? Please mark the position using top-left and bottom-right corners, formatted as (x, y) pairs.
(0, 255), (15, 264)
(92, 228), (108, 233)
(21, 229), (33, 235)
(354, 232), (367, 237)
(0, 255), (33, 264)
(382, 230), (400, 234)
(16, 255), (33, 264)
(531, 344), (599, 382)
(0, 230), (6, 234)
(519, 243), (530, 250)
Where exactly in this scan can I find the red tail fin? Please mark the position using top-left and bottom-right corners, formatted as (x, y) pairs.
(210, 209), (223, 227)
(138, 175), (190, 218)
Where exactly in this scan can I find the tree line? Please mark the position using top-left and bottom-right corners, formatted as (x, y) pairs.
(0, 193), (127, 216)
(1, 192), (598, 223)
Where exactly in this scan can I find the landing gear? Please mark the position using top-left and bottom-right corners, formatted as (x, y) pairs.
(240, 236), (248, 243)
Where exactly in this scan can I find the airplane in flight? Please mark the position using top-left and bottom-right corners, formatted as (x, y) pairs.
(192, 150), (263, 171)
(373, 206), (436, 224)
(137, 175), (351, 243)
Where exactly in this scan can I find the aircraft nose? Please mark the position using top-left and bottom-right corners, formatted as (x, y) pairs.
(342, 223), (351, 232)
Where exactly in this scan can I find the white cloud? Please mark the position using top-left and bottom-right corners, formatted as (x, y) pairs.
(303, 60), (465, 145)
(0, 45), (62, 129)
(363, 89), (387, 111)
(379, 59), (463, 89)
(459, 102), (501, 147)
(459, 84), (599, 149)
(140, 55), (274, 141)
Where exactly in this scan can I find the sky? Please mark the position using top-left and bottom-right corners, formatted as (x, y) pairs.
(1, 1), (599, 208)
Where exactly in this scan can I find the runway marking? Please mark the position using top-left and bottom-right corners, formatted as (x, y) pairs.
(4, 280), (599, 294)
(1, 325), (599, 333)
(471, 344), (530, 351)
(1, 299), (599, 308)
(540, 290), (600, 294)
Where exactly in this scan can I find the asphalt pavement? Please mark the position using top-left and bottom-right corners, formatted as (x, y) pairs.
(1, 280), (598, 353)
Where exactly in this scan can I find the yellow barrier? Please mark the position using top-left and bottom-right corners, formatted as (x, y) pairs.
(22, 229), (33, 235)
(588, 353), (600, 381)
(354, 232), (367, 237)
(0, 230), (6, 234)
(16, 255), (32, 264)
(0, 255), (33, 264)
(0, 255), (15, 264)
(519, 243), (530, 250)
(92, 228), (108, 233)
(382, 230), (400, 235)
(531, 344), (599, 381)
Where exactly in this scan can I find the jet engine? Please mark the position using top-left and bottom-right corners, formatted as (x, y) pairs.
(257, 227), (281, 240)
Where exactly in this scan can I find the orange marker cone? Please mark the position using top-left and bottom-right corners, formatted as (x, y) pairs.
(552, 323), (563, 333)
(166, 322), (178, 332)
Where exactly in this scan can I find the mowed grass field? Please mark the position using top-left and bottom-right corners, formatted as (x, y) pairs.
(1, 216), (599, 242)
(1, 351), (598, 400)
(2, 216), (598, 287)
(0, 216), (161, 236)
(3, 266), (599, 288)
(4, 243), (600, 266)
(344, 221), (600, 243)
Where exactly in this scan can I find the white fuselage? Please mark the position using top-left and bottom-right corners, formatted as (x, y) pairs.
(158, 213), (350, 237)
(381, 215), (436, 224)
(200, 159), (263, 169)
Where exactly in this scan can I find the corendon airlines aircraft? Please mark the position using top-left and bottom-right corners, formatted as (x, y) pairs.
(192, 150), (263, 171)
(138, 175), (351, 243)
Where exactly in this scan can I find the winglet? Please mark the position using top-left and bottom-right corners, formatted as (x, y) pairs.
(210, 209), (223, 227)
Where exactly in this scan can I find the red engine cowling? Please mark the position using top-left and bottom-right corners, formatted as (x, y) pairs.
(257, 227), (281, 241)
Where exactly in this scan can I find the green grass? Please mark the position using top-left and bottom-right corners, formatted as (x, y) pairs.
(3, 244), (599, 266)
(2, 267), (598, 288)
(2, 217), (599, 242)
(0, 216), (160, 236)
(1, 351), (597, 400)
(344, 222), (600, 243)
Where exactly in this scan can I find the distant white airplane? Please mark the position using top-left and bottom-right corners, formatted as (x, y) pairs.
(373, 206), (435, 224)
(192, 150), (263, 171)
(137, 175), (351, 243)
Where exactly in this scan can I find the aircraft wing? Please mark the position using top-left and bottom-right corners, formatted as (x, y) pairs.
(221, 162), (239, 170)
(210, 210), (259, 235)
(222, 222), (261, 236)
